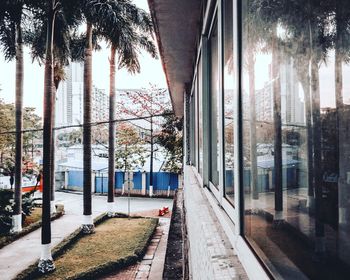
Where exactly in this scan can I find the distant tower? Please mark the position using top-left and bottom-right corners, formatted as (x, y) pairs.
(56, 62), (84, 126)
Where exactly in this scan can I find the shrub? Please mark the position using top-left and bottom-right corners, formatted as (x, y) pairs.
(0, 189), (14, 234)
(0, 189), (36, 235)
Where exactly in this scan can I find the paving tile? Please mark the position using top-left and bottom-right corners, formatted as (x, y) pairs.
(135, 271), (149, 279)
(138, 264), (151, 272)
(143, 254), (154, 260)
(141, 259), (152, 265)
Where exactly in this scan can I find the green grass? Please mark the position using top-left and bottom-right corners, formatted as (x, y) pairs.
(37, 217), (157, 280)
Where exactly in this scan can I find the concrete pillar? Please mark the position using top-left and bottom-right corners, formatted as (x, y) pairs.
(167, 186), (170, 197)
(91, 171), (96, 193)
(178, 174), (183, 189)
(141, 171), (146, 196)
(64, 169), (68, 189)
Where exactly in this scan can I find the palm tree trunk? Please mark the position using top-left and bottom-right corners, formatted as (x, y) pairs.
(49, 64), (62, 215)
(295, 58), (314, 209)
(335, 50), (343, 109)
(272, 34), (283, 222)
(13, 21), (23, 233)
(107, 45), (116, 215)
(247, 51), (258, 201)
(82, 22), (94, 233)
(38, 1), (56, 273)
(50, 86), (56, 214)
(311, 57), (325, 253)
(150, 115), (154, 197)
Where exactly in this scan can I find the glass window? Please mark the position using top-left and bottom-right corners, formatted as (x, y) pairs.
(209, 17), (220, 187)
(242, 1), (350, 279)
(194, 76), (199, 169)
(194, 77), (200, 172)
(198, 56), (203, 175)
(223, 0), (234, 205)
(190, 92), (196, 166)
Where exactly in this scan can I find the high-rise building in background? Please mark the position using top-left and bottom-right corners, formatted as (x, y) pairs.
(92, 87), (108, 122)
(56, 62), (84, 126)
(56, 62), (109, 126)
(280, 57), (305, 125)
(252, 57), (305, 125)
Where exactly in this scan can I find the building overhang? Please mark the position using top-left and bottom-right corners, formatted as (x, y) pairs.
(148, 0), (202, 117)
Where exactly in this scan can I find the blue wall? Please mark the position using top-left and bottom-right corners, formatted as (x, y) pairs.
(66, 171), (180, 193)
(67, 170), (84, 190)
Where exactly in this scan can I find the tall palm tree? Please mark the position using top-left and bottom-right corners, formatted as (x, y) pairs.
(66, 2), (103, 232)
(0, 0), (27, 233)
(78, 0), (99, 233)
(243, 4), (265, 202)
(82, 20), (94, 233)
(37, 0), (59, 273)
(92, 0), (156, 215)
(27, 0), (82, 215)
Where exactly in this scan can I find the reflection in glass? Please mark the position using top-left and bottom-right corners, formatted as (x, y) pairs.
(223, 0), (234, 204)
(209, 18), (220, 187)
(198, 56), (203, 175)
(243, 0), (350, 279)
(190, 92), (196, 166)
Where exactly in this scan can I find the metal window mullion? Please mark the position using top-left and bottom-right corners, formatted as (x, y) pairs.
(218, 0), (225, 205)
(234, 0), (244, 236)
(202, 36), (211, 188)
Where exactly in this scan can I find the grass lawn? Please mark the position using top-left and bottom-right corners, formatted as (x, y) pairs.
(38, 217), (156, 280)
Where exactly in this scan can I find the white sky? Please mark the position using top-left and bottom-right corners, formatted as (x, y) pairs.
(0, 0), (167, 117)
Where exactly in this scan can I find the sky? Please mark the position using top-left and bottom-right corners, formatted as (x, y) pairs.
(0, 0), (167, 117)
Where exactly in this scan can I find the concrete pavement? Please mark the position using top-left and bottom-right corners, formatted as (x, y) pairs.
(0, 192), (173, 280)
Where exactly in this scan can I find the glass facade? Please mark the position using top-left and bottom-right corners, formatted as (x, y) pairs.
(209, 17), (220, 188)
(242, 0), (350, 279)
(198, 56), (203, 176)
(223, 0), (235, 205)
(187, 0), (350, 278)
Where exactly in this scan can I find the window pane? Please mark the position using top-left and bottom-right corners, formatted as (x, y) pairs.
(190, 93), (196, 166)
(209, 18), (220, 187)
(195, 76), (198, 168)
(243, 1), (350, 278)
(198, 56), (203, 175)
(223, 0), (234, 205)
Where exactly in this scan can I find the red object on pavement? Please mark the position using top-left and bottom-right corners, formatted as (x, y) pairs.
(163, 207), (169, 213)
(158, 209), (165, 216)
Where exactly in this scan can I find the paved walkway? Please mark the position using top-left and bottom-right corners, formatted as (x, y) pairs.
(184, 166), (248, 280)
(0, 192), (173, 280)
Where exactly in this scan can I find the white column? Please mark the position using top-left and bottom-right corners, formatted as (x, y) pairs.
(64, 169), (68, 189)
(12, 214), (22, 233)
(149, 185), (153, 197)
(91, 171), (96, 193)
(107, 201), (115, 217)
(50, 201), (56, 214)
(141, 171), (146, 196)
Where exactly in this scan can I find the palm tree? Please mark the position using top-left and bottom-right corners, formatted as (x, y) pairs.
(243, 3), (265, 202)
(82, 20), (94, 233)
(92, 0), (156, 215)
(254, 0), (332, 251)
(27, 0), (82, 215)
(0, 0), (27, 233)
(37, 0), (59, 273)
